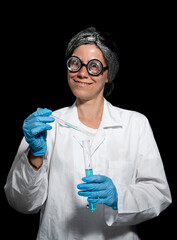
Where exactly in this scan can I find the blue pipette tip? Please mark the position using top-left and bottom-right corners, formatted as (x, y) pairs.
(65, 122), (78, 130)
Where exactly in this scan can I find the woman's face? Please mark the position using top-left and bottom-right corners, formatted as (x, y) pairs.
(67, 44), (109, 101)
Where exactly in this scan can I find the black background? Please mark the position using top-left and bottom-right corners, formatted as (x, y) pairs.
(1, 3), (176, 239)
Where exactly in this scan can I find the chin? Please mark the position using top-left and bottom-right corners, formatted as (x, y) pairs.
(68, 80), (105, 102)
(73, 91), (91, 101)
(72, 89), (104, 103)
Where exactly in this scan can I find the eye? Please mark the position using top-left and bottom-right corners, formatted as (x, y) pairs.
(91, 63), (99, 69)
(67, 57), (81, 72)
(70, 58), (80, 68)
(88, 60), (102, 74)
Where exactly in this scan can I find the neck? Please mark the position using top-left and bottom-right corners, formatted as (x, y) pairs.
(76, 96), (104, 129)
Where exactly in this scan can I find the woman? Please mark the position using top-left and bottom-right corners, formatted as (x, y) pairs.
(5, 27), (171, 240)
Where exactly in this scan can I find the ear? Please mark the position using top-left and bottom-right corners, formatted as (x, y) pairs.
(105, 72), (109, 83)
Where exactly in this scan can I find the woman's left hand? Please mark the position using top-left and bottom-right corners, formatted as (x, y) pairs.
(77, 175), (118, 210)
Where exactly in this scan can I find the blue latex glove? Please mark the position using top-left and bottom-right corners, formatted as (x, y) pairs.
(77, 175), (118, 210)
(22, 108), (54, 156)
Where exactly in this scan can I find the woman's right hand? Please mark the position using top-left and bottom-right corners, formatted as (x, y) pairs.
(22, 108), (55, 156)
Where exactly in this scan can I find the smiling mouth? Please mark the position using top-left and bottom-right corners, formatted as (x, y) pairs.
(74, 79), (93, 86)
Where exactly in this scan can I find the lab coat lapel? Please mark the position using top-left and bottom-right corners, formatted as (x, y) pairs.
(90, 99), (123, 154)
(60, 101), (79, 127)
(91, 128), (105, 155)
(90, 99), (123, 155)
(100, 99), (123, 129)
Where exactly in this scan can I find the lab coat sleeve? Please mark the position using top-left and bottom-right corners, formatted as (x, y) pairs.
(4, 137), (48, 214)
(105, 116), (172, 226)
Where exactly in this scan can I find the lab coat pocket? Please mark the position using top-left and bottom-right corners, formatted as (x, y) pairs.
(108, 161), (135, 185)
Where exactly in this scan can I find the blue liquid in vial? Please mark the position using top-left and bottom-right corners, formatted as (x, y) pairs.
(85, 169), (96, 212)
(85, 169), (93, 177)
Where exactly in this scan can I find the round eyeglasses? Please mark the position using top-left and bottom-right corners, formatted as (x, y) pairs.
(67, 56), (108, 76)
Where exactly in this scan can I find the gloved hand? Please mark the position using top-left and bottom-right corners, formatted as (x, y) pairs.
(77, 175), (118, 210)
(22, 108), (55, 156)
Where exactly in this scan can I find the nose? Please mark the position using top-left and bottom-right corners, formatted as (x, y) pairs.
(77, 65), (89, 78)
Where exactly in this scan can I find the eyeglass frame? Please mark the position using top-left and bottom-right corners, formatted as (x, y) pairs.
(66, 56), (108, 76)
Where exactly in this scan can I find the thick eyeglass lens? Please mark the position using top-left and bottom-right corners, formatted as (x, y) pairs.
(88, 60), (102, 75)
(67, 56), (106, 76)
(67, 57), (81, 72)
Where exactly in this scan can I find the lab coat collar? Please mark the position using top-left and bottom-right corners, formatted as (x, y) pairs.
(60, 98), (123, 129)
(59, 99), (123, 155)
(100, 99), (123, 129)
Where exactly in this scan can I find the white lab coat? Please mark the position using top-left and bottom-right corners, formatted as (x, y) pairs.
(4, 99), (171, 240)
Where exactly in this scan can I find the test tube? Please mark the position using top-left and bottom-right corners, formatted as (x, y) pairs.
(82, 140), (96, 212)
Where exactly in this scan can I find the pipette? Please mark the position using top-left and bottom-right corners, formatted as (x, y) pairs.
(38, 108), (94, 136)
(51, 114), (78, 130)
(51, 114), (94, 137)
